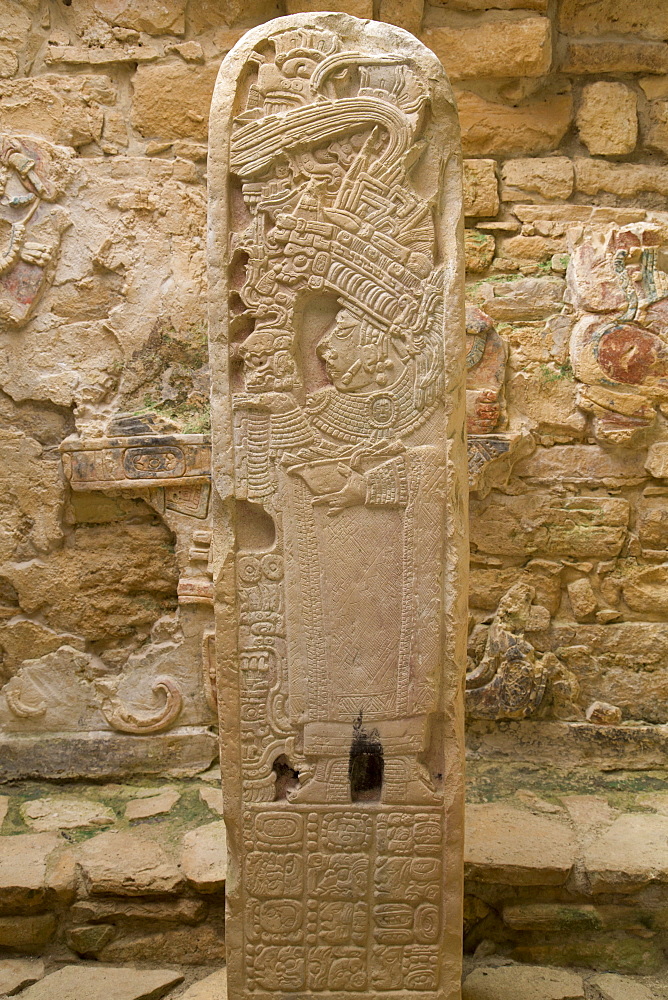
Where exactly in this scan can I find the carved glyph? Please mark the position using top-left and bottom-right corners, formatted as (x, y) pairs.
(209, 14), (467, 1000)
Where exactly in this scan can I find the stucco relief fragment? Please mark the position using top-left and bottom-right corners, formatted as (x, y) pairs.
(209, 14), (467, 1000)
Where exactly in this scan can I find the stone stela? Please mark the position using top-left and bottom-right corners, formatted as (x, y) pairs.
(208, 14), (467, 1000)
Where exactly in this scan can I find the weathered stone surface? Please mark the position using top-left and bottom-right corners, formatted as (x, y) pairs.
(462, 965), (585, 1000)
(501, 157), (573, 201)
(0, 913), (56, 952)
(286, 0), (373, 13)
(0, 430), (64, 565)
(20, 796), (116, 832)
(177, 970), (228, 1000)
(180, 821), (226, 893)
(0, 958), (45, 996)
(562, 40), (668, 75)
(457, 90), (572, 156)
(465, 231), (495, 273)
(0, 832), (60, 912)
(585, 814), (668, 892)
(132, 61), (220, 141)
(464, 159), (499, 217)
(470, 494), (629, 558)
(199, 785), (224, 816)
(378, 0), (423, 34)
(576, 82), (637, 156)
(99, 923), (225, 964)
(436, 0), (547, 8)
(70, 897), (207, 925)
(469, 563), (562, 614)
(644, 99), (668, 156)
(646, 442), (668, 478)
(77, 830), (184, 896)
(66, 923), (116, 956)
(0, 796), (8, 830)
(125, 788), (180, 820)
(559, 0), (668, 40)
(465, 802), (577, 884)
(586, 701), (623, 725)
(93, 0), (186, 34)
(423, 16), (552, 82)
(508, 369), (585, 441)
(480, 277), (565, 320)
(589, 976), (659, 1000)
(18, 966), (184, 1000)
(515, 445), (648, 485)
(567, 578), (597, 621)
(622, 565), (668, 617)
(0, 76), (112, 147)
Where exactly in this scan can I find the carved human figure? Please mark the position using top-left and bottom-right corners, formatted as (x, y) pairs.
(209, 14), (466, 1000)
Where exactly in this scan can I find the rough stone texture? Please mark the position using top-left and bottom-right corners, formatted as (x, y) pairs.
(576, 83), (638, 156)
(17, 965), (184, 1000)
(77, 830), (184, 896)
(0, 913), (56, 952)
(20, 796), (116, 831)
(180, 821), (227, 893)
(584, 814), (668, 893)
(457, 90), (572, 156)
(0, 958), (45, 996)
(558, 1), (668, 39)
(125, 788), (180, 820)
(424, 16), (552, 82)
(98, 923), (225, 964)
(131, 62), (220, 141)
(465, 803), (577, 884)
(0, 832), (60, 912)
(198, 785), (224, 816)
(464, 159), (499, 217)
(462, 965), (585, 1000)
(562, 40), (668, 75)
(177, 970), (227, 1000)
(590, 974), (661, 1000)
(501, 157), (573, 201)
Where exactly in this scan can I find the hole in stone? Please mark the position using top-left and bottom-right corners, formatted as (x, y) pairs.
(235, 500), (275, 551)
(273, 754), (300, 801)
(349, 711), (384, 803)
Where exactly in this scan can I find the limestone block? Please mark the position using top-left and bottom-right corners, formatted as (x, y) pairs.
(423, 16), (551, 81)
(586, 701), (623, 725)
(199, 785), (224, 815)
(177, 970), (228, 1000)
(561, 794), (618, 839)
(188, 1), (279, 34)
(502, 903), (601, 931)
(584, 814), (668, 892)
(99, 923), (225, 964)
(463, 965), (585, 1000)
(378, 0), (423, 34)
(132, 61), (220, 141)
(508, 370), (586, 441)
(480, 277), (565, 320)
(501, 157), (573, 202)
(44, 45), (159, 66)
(457, 90), (572, 156)
(125, 788), (180, 820)
(180, 821), (227, 892)
(0, 914), (56, 952)
(562, 40), (668, 76)
(468, 563), (562, 614)
(434, 0), (547, 8)
(638, 499), (668, 549)
(470, 494), (629, 558)
(17, 966), (184, 1000)
(590, 976), (659, 1000)
(465, 802), (577, 884)
(514, 444), (648, 486)
(0, 958), (45, 996)
(286, 0), (373, 13)
(567, 578), (597, 621)
(577, 82), (637, 155)
(0, 430), (64, 565)
(21, 796), (116, 832)
(644, 99), (668, 156)
(622, 565), (668, 617)
(646, 442), (668, 478)
(465, 231), (495, 272)
(76, 830), (184, 896)
(92, 0), (186, 34)
(71, 897), (207, 925)
(463, 159), (499, 217)
(558, 0), (668, 39)
(0, 1), (30, 50)
(0, 832), (60, 912)
(66, 923), (116, 956)
(0, 76), (112, 148)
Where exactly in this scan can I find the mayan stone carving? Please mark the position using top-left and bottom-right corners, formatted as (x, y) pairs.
(208, 14), (467, 1000)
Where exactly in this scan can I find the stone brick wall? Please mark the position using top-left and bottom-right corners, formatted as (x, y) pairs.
(1, 0), (668, 769)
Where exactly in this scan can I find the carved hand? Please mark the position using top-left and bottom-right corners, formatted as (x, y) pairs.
(311, 464), (367, 515)
(21, 241), (52, 266)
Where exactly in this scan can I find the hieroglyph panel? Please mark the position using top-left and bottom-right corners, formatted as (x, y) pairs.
(208, 14), (467, 1000)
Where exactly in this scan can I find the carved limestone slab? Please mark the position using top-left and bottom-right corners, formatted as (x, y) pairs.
(209, 13), (467, 1000)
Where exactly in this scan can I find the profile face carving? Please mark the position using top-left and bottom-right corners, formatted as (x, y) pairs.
(316, 308), (402, 393)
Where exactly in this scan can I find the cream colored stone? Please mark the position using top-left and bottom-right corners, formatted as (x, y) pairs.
(125, 788), (180, 820)
(463, 965), (585, 1000)
(465, 231), (495, 272)
(286, 0), (373, 13)
(177, 970), (227, 1000)
(562, 40), (668, 75)
(574, 159), (668, 198)
(93, 0), (186, 35)
(378, 0), (423, 34)
(567, 578), (597, 621)
(586, 701), (623, 724)
(645, 99), (668, 156)
(21, 796), (116, 832)
(71, 897), (207, 924)
(561, 795), (618, 840)
(0, 958), (45, 996)
(501, 157), (573, 201)
(132, 61), (220, 141)
(199, 785), (224, 815)
(0, 76), (112, 147)
(435, 0), (547, 7)
(77, 829), (184, 896)
(577, 82), (637, 155)
(480, 277), (564, 320)
(180, 821), (226, 892)
(465, 802), (577, 884)
(590, 976), (659, 1000)
(457, 90), (572, 156)
(423, 16), (551, 82)
(0, 832), (60, 911)
(585, 813), (668, 892)
(100, 923), (225, 964)
(646, 442), (668, 478)
(637, 792), (668, 815)
(18, 966), (184, 1000)
(463, 159), (499, 217)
